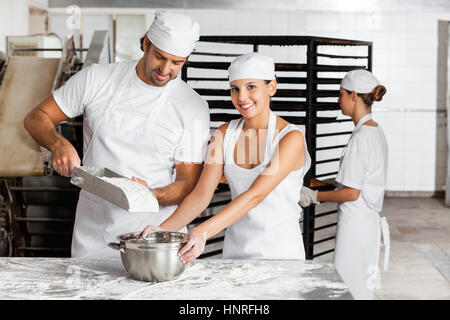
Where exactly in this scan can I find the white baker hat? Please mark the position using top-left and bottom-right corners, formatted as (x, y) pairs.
(147, 10), (200, 57)
(340, 69), (380, 94)
(228, 53), (276, 83)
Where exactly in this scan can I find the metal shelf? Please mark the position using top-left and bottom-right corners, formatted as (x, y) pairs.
(183, 35), (372, 260)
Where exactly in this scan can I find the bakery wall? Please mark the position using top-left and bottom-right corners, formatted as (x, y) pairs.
(46, 5), (450, 194)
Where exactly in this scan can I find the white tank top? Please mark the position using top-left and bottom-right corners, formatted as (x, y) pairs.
(222, 111), (311, 259)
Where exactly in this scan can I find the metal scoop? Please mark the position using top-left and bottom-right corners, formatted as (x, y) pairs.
(70, 166), (159, 212)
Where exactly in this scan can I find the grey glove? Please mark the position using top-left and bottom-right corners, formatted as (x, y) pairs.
(299, 186), (320, 207)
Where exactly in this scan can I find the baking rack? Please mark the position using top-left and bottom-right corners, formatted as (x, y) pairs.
(184, 35), (373, 259)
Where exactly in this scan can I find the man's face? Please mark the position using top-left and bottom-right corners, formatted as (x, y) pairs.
(142, 39), (187, 87)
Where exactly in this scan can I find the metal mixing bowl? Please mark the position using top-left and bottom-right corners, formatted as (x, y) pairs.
(108, 231), (187, 282)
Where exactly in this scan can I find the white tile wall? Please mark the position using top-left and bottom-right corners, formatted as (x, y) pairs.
(48, 7), (450, 193)
(183, 9), (449, 192)
(0, 0), (29, 52)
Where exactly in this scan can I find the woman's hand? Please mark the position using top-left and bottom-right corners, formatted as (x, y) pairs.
(178, 228), (208, 264)
(299, 186), (319, 207)
(139, 225), (166, 238)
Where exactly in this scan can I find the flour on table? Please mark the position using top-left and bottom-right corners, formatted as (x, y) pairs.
(99, 177), (159, 213)
(121, 261), (289, 300)
(0, 258), (351, 300)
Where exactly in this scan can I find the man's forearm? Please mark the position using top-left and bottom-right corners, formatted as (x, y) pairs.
(24, 98), (81, 176)
(152, 179), (195, 206)
(24, 109), (65, 152)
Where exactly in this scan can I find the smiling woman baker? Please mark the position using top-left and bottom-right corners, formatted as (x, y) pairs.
(141, 53), (311, 262)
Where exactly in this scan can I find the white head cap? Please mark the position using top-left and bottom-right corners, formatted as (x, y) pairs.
(147, 11), (200, 57)
(340, 69), (380, 94)
(228, 53), (276, 83)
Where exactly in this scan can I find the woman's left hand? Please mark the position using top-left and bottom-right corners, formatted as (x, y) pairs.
(178, 228), (208, 264)
(139, 225), (166, 238)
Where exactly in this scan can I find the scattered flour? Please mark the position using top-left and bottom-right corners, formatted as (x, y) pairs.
(0, 258), (351, 300)
(120, 260), (347, 300)
(99, 177), (159, 213)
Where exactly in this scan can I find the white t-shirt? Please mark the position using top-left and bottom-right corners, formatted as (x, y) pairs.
(335, 124), (388, 213)
(53, 60), (211, 175)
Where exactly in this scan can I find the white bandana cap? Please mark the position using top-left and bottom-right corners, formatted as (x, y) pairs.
(228, 53), (276, 83)
(147, 10), (200, 57)
(340, 69), (380, 94)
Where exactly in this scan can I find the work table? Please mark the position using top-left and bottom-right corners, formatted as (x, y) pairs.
(0, 258), (352, 300)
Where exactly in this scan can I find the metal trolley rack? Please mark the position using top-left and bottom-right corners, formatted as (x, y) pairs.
(182, 35), (373, 260)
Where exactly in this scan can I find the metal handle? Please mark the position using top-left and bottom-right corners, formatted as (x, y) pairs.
(108, 242), (125, 254)
(70, 176), (84, 185)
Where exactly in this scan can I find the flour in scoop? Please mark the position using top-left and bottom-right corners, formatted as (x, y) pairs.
(99, 177), (159, 213)
(80, 166), (105, 176)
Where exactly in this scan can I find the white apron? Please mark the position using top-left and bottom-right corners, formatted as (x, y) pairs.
(71, 71), (186, 258)
(222, 111), (311, 259)
(333, 113), (390, 300)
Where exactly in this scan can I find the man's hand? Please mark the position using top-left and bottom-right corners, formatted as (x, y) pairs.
(132, 176), (161, 200)
(50, 138), (81, 177)
(178, 227), (207, 264)
(132, 176), (148, 187)
(150, 162), (202, 207)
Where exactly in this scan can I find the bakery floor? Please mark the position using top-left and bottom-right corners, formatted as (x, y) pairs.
(312, 197), (450, 300)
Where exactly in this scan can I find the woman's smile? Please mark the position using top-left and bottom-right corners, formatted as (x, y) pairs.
(239, 102), (255, 111)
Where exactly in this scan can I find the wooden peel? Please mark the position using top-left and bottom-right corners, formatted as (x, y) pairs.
(309, 178), (328, 188)
(219, 174), (228, 184)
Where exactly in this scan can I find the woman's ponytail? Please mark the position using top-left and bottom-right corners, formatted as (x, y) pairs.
(357, 85), (387, 107)
(371, 85), (386, 102)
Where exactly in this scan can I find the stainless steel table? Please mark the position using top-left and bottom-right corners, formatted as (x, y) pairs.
(0, 258), (352, 300)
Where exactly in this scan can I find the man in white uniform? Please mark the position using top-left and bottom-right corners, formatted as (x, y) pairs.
(24, 11), (211, 258)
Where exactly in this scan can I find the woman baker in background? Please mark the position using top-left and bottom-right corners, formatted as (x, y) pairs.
(140, 53), (311, 262)
(300, 69), (390, 300)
